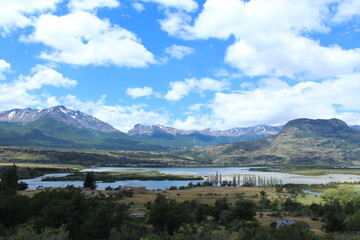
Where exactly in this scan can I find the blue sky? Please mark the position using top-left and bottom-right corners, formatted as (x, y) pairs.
(0, 0), (360, 132)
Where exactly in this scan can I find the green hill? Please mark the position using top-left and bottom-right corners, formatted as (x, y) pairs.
(184, 118), (360, 165)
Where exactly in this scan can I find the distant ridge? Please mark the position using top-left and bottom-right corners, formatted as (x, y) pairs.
(128, 123), (282, 137)
(127, 123), (282, 148)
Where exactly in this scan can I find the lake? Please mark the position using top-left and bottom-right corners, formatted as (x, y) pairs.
(22, 167), (360, 190)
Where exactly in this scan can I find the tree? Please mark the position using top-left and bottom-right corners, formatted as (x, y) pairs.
(147, 194), (191, 234)
(83, 172), (96, 190)
(230, 198), (257, 222)
(0, 164), (19, 196)
(8, 225), (69, 240)
(322, 200), (346, 232)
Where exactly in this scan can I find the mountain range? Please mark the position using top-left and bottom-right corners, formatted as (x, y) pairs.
(1, 106), (360, 166)
(0, 106), (164, 151)
(128, 123), (282, 137)
(127, 123), (282, 148)
(0, 106), (281, 149)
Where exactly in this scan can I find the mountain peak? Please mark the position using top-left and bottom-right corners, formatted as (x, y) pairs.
(0, 106), (120, 133)
(282, 118), (349, 136)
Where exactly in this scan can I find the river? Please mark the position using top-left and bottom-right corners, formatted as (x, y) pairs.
(21, 167), (360, 190)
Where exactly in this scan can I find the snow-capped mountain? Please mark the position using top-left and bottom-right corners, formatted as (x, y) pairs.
(0, 106), (119, 133)
(127, 123), (283, 137)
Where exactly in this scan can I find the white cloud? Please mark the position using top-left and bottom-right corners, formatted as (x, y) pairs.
(225, 33), (360, 79)
(92, 105), (170, 132)
(63, 95), (169, 132)
(126, 86), (154, 98)
(68, 0), (120, 11)
(164, 77), (229, 101)
(159, 11), (192, 39)
(0, 65), (77, 111)
(173, 73), (360, 129)
(186, 0), (330, 39)
(139, 0), (198, 12)
(158, 0), (360, 79)
(0, 59), (11, 80)
(63, 94), (106, 113)
(164, 44), (195, 59)
(173, 115), (223, 130)
(188, 103), (205, 112)
(23, 11), (155, 67)
(0, 0), (61, 35)
(17, 65), (77, 89)
(333, 0), (360, 23)
(132, 2), (145, 12)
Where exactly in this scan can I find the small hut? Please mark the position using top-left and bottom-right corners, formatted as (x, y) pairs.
(124, 183), (146, 193)
(276, 219), (296, 228)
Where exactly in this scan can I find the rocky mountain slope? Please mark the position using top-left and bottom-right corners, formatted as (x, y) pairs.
(185, 118), (360, 165)
(0, 106), (118, 133)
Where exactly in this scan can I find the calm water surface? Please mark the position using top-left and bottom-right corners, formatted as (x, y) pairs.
(22, 167), (360, 190)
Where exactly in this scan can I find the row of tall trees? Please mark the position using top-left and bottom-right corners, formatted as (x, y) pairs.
(208, 172), (282, 187)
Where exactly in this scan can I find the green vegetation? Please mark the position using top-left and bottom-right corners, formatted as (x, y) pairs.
(0, 146), (198, 167)
(132, 133), (264, 149)
(0, 120), (168, 151)
(42, 170), (203, 182)
(83, 172), (96, 190)
(0, 164), (18, 196)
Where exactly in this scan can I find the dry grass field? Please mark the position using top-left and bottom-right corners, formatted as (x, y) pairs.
(18, 186), (326, 234)
(0, 162), (83, 169)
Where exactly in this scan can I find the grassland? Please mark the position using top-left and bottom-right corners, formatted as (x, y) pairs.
(0, 162), (83, 170)
(112, 186), (325, 234)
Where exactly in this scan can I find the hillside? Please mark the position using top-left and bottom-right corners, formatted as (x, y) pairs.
(185, 118), (360, 165)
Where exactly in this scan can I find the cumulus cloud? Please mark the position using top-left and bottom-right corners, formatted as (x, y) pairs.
(164, 44), (195, 59)
(17, 65), (77, 89)
(333, 0), (360, 23)
(0, 65), (77, 111)
(139, 0), (198, 12)
(159, 11), (192, 38)
(164, 77), (229, 101)
(225, 33), (360, 79)
(0, 59), (11, 80)
(172, 73), (360, 129)
(132, 2), (145, 12)
(158, 0), (360, 79)
(126, 87), (154, 98)
(67, 0), (120, 11)
(0, 0), (61, 35)
(23, 11), (155, 67)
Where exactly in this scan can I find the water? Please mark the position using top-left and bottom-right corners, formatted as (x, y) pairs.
(22, 167), (360, 190)
(303, 190), (322, 195)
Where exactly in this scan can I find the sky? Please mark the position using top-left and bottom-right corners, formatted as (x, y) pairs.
(0, 0), (360, 132)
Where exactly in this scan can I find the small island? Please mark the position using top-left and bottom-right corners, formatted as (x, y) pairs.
(41, 169), (203, 182)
